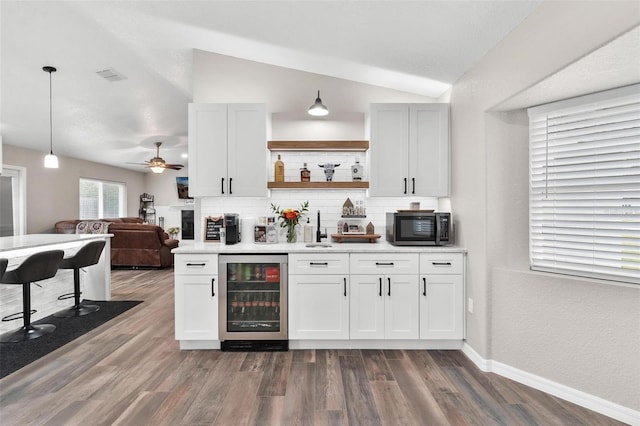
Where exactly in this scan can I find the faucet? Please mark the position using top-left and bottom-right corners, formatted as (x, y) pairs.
(316, 210), (327, 242)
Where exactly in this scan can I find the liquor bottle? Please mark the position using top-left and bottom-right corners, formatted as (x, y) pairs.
(300, 163), (311, 182)
(351, 158), (363, 181)
(274, 154), (285, 182)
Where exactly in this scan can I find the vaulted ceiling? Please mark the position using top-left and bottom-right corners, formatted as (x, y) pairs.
(2, 1), (544, 171)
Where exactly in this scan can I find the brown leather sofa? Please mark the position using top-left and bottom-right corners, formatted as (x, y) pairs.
(55, 217), (179, 268)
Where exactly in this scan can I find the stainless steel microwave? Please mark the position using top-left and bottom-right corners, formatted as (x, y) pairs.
(386, 212), (452, 246)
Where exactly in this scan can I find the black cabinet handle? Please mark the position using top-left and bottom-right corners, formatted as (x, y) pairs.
(423, 277), (427, 296)
(375, 262), (394, 266)
(310, 262), (329, 266)
(229, 177), (233, 194)
(387, 278), (391, 297)
(186, 262), (206, 267)
(412, 177), (415, 194)
(343, 277), (347, 297)
(221, 178), (225, 194)
(404, 178), (407, 194)
(379, 277), (382, 297)
(211, 278), (216, 297)
(432, 262), (452, 266)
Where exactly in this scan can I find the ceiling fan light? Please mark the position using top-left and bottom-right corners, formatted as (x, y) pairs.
(44, 153), (59, 168)
(150, 165), (165, 174)
(308, 90), (329, 116)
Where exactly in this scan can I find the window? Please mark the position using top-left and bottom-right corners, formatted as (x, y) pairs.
(79, 178), (126, 219)
(528, 85), (640, 285)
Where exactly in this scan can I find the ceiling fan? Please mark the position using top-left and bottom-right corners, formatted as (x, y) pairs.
(129, 142), (184, 173)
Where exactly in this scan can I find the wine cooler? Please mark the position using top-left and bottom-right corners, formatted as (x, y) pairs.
(218, 254), (288, 351)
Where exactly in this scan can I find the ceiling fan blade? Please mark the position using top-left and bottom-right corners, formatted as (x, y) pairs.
(126, 161), (152, 166)
(164, 164), (184, 170)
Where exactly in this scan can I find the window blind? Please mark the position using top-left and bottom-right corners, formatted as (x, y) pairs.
(79, 178), (125, 220)
(528, 84), (640, 285)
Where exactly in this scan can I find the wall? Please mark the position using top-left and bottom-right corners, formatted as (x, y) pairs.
(191, 50), (446, 242)
(3, 144), (146, 233)
(450, 0), (640, 412)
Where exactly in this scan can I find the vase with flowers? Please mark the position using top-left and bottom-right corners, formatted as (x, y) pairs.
(271, 201), (309, 243)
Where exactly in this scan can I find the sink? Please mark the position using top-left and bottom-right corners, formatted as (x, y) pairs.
(305, 243), (332, 248)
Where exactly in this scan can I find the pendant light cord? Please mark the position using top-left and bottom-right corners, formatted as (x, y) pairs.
(48, 69), (53, 155)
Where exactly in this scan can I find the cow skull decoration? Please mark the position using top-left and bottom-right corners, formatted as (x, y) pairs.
(319, 163), (340, 181)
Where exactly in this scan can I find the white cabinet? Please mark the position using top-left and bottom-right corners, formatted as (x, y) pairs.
(188, 103), (267, 197)
(370, 103), (450, 197)
(174, 254), (219, 342)
(419, 253), (464, 340)
(289, 253), (349, 340)
(349, 253), (419, 340)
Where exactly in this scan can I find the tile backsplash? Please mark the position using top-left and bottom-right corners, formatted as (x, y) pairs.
(197, 190), (440, 242)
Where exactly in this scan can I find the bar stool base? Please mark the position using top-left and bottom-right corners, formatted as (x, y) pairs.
(53, 304), (100, 318)
(0, 324), (56, 343)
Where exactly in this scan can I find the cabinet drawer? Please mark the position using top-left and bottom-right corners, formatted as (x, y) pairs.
(289, 253), (349, 275)
(350, 253), (419, 275)
(175, 254), (218, 275)
(420, 253), (463, 275)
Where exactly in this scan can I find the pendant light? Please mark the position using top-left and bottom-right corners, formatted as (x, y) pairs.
(308, 90), (329, 116)
(43, 66), (59, 168)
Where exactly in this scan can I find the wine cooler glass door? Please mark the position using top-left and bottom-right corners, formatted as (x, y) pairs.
(219, 254), (288, 340)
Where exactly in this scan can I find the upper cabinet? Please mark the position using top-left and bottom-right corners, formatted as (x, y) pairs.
(369, 103), (450, 197)
(188, 103), (267, 197)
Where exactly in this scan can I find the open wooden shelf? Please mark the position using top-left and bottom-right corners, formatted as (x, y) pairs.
(267, 140), (369, 151)
(267, 181), (369, 189)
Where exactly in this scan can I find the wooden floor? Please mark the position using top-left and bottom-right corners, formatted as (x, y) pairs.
(0, 268), (624, 426)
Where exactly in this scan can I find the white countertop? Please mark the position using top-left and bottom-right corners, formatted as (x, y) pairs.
(173, 240), (466, 254)
(0, 233), (112, 253)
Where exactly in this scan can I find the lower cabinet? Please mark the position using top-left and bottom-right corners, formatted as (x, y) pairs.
(350, 274), (419, 339)
(420, 274), (463, 339)
(419, 253), (465, 340)
(174, 254), (219, 341)
(288, 253), (350, 340)
(288, 274), (349, 339)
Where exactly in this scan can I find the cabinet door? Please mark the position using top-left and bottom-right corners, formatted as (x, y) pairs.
(370, 104), (410, 196)
(409, 104), (450, 197)
(289, 275), (349, 340)
(419, 274), (463, 340)
(175, 274), (218, 340)
(350, 274), (385, 339)
(384, 275), (419, 339)
(226, 104), (267, 197)
(188, 103), (228, 196)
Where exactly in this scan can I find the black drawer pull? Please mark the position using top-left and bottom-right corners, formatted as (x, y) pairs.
(375, 262), (394, 266)
(310, 262), (329, 266)
(432, 262), (452, 266)
(186, 262), (206, 267)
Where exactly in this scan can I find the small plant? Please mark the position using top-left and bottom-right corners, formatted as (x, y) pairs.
(167, 226), (180, 238)
(271, 201), (309, 243)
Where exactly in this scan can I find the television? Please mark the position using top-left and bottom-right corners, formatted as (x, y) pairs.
(176, 177), (193, 199)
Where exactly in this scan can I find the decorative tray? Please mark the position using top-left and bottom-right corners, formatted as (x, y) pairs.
(331, 234), (381, 243)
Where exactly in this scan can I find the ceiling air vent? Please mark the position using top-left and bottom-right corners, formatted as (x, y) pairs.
(96, 68), (127, 82)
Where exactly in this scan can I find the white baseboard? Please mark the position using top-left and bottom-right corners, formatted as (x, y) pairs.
(462, 343), (640, 426)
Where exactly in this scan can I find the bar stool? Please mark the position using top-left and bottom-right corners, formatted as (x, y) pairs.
(0, 258), (7, 280)
(0, 250), (64, 343)
(53, 240), (106, 318)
